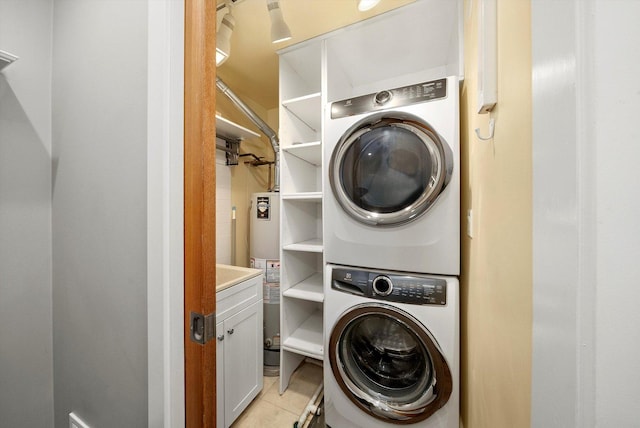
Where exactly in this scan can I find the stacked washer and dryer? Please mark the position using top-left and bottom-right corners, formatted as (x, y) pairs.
(323, 76), (460, 427)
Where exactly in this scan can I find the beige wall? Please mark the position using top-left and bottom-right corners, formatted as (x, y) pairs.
(216, 72), (277, 267)
(460, 1), (532, 427)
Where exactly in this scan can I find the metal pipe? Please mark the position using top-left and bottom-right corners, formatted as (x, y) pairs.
(216, 76), (280, 192)
(231, 206), (237, 265)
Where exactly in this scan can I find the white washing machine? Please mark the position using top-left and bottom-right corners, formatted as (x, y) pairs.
(324, 264), (459, 428)
(324, 76), (459, 275)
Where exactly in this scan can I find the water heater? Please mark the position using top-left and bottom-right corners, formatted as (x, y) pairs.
(249, 192), (280, 375)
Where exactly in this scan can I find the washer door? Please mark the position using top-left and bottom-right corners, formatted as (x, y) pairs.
(329, 111), (453, 226)
(329, 303), (452, 424)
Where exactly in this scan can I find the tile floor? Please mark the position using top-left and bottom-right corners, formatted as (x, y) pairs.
(231, 362), (324, 428)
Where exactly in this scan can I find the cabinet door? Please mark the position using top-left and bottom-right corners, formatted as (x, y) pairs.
(216, 321), (225, 428)
(224, 301), (264, 426)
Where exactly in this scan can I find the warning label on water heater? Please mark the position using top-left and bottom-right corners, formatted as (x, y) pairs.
(250, 257), (280, 304)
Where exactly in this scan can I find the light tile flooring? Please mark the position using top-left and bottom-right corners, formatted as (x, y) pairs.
(231, 362), (323, 428)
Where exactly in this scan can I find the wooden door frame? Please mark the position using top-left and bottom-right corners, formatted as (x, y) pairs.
(184, 0), (217, 426)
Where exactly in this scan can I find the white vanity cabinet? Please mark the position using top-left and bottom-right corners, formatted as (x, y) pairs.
(216, 273), (263, 428)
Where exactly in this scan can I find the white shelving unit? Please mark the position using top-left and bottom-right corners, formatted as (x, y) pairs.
(278, 38), (325, 394)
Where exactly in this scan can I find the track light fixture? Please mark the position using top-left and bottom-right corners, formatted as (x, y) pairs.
(358, 0), (381, 12)
(266, 0), (292, 44)
(216, 10), (235, 66)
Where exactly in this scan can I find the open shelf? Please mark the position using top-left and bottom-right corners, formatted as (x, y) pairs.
(216, 114), (260, 141)
(281, 192), (322, 202)
(282, 141), (322, 165)
(282, 310), (324, 360)
(282, 238), (323, 253)
(283, 273), (324, 302)
(282, 92), (322, 132)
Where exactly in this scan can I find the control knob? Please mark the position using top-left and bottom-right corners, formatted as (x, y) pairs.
(374, 90), (392, 105)
(372, 275), (393, 297)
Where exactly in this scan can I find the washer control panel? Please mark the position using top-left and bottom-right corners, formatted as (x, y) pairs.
(331, 78), (447, 119)
(332, 267), (447, 306)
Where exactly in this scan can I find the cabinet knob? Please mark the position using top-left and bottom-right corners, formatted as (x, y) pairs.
(227, 328), (234, 335)
(217, 335), (224, 341)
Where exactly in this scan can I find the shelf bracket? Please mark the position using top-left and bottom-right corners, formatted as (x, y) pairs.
(215, 137), (241, 165)
(225, 140), (240, 165)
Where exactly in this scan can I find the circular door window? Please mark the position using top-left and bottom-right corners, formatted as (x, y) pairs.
(329, 112), (453, 226)
(329, 303), (452, 424)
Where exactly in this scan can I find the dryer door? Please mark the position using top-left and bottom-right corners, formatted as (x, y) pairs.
(329, 111), (453, 226)
(329, 303), (452, 424)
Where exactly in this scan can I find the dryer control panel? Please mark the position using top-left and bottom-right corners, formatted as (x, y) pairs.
(332, 267), (447, 305)
(330, 78), (447, 119)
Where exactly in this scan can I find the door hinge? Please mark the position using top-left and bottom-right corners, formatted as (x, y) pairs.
(190, 311), (216, 345)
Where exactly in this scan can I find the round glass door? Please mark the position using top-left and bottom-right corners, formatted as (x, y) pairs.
(329, 112), (453, 226)
(329, 303), (452, 424)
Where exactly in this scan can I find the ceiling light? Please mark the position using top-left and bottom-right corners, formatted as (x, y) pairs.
(216, 12), (235, 66)
(358, 0), (381, 11)
(267, 0), (292, 44)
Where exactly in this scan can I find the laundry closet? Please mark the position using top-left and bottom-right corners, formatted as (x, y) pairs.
(215, 0), (463, 427)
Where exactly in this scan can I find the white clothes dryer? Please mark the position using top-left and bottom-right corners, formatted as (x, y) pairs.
(324, 76), (459, 275)
(324, 264), (459, 428)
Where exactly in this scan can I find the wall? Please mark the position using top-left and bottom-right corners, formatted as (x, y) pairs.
(460, 1), (532, 427)
(532, 1), (640, 427)
(215, 72), (276, 267)
(592, 3), (640, 424)
(0, 1), (55, 426)
(51, 0), (148, 426)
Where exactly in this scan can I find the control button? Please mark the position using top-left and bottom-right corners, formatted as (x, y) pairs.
(374, 90), (392, 105)
(373, 276), (393, 296)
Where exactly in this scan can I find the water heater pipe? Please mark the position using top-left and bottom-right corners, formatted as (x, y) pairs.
(216, 76), (280, 192)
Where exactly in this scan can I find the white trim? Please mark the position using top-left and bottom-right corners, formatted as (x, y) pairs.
(531, 0), (596, 426)
(574, 1), (596, 426)
(148, 0), (185, 426)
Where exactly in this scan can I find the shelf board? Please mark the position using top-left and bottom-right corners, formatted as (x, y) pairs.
(282, 310), (324, 360)
(282, 238), (323, 253)
(282, 92), (321, 132)
(281, 192), (322, 202)
(282, 141), (322, 166)
(216, 114), (260, 141)
(283, 273), (324, 302)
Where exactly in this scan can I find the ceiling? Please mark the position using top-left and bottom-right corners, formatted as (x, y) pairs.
(216, 0), (415, 110)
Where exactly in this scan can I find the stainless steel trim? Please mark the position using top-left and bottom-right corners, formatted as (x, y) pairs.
(329, 111), (453, 226)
